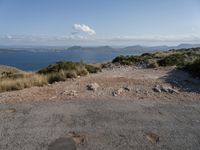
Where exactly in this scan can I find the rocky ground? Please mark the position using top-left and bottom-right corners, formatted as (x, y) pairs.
(0, 66), (200, 150)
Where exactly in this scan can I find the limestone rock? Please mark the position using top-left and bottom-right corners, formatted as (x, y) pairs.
(87, 83), (99, 91)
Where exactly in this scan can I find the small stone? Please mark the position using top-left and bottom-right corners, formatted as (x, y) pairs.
(49, 96), (57, 100)
(136, 89), (140, 93)
(63, 90), (77, 97)
(5, 108), (16, 113)
(145, 90), (150, 96)
(146, 132), (159, 144)
(87, 83), (99, 91)
(167, 87), (179, 94)
(112, 92), (118, 97)
(153, 85), (161, 93)
(66, 131), (86, 145)
(161, 86), (179, 94)
(112, 88), (124, 96)
(0, 108), (16, 114)
(124, 86), (131, 91)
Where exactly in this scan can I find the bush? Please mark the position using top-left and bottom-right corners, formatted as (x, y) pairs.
(184, 59), (200, 78)
(158, 53), (186, 66)
(46, 72), (66, 84)
(85, 64), (101, 73)
(75, 66), (88, 76)
(64, 70), (77, 78)
(158, 52), (200, 67)
(112, 54), (155, 65)
(38, 61), (101, 78)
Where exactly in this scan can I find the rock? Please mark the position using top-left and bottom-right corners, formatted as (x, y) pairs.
(87, 83), (99, 91)
(161, 86), (179, 94)
(124, 86), (131, 91)
(136, 89), (140, 93)
(153, 85), (179, 94)
(112, 92), (118, 97)
(112, 88), (124, 96)
(48, 137), (76, 150)
(160, 86), (169, 92)
(49, 96), (57, 100)
(145, 90), (150, 96)
(153, 85), (161, 93)
(146, 132), (159, 144)
(63, 90), (77, 96)
(66, 131), (86, 145)
(0, 108), (16, 114)
(167, 87), (179, 94)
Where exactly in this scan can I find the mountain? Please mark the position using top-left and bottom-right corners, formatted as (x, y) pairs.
(121, 44), (200, 53)
(174, 44), (200, 49)
(122, 45), (169, 53)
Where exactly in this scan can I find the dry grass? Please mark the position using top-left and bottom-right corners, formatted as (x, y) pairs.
(0, 73), (48, 92)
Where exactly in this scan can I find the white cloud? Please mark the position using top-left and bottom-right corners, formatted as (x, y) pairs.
(73, 24), (96, 35)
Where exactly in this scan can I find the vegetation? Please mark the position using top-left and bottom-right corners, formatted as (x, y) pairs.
(112, 53), (156, 65)
(112, 48), (200, 77)
(38, 61), (101, 83)
(0, 61), (101, 92)
(184, 59), (200, 78)
(0, 73), (48, 92)
(0, 65), (24, 77)
(158, 51), (200, 67)
(112, 48), (200, 67)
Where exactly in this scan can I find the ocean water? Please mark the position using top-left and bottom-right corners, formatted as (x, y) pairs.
(0, 50), (141, 71)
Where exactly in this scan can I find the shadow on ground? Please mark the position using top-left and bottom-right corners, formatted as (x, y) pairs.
(160, 69), (200, 93)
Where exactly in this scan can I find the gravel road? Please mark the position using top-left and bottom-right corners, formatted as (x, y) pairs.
(0, 98), (200, 150)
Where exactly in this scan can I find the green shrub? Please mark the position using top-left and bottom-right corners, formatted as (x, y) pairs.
(64, 70), (77, 78)
(158, 52), (200, 67)
(38, 61), (84, 74)
(85, 64), (101, 73)
(158, 53), (186, 66)
(184, 59), (200, 77)
(112, 54), (155, 65)
(75, 66), (88, 76)
(38, 61), (101, 78)
(47, 72), (66, 84)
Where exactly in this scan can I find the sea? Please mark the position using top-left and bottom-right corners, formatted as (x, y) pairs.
(0, 49), (142, 71)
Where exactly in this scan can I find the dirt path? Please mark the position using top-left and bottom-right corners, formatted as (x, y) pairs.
(0, 66), (200, 149)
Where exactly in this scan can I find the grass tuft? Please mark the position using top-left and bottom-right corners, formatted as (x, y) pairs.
(0, 73), (48, 92)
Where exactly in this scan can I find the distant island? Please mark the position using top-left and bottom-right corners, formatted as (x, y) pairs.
(1, 43), (200, 53)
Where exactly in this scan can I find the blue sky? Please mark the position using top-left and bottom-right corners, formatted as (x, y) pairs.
(0, 0), (200, 46)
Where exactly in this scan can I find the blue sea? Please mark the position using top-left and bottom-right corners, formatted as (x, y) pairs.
(0, 49), (141, 71)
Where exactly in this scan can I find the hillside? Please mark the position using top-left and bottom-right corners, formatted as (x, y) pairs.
(0, 65), (23, 75)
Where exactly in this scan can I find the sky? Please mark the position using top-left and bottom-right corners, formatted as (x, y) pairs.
(0, 0), (200, 46)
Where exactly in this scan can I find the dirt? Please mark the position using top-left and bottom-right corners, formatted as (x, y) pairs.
(0, 66), (200, 150)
